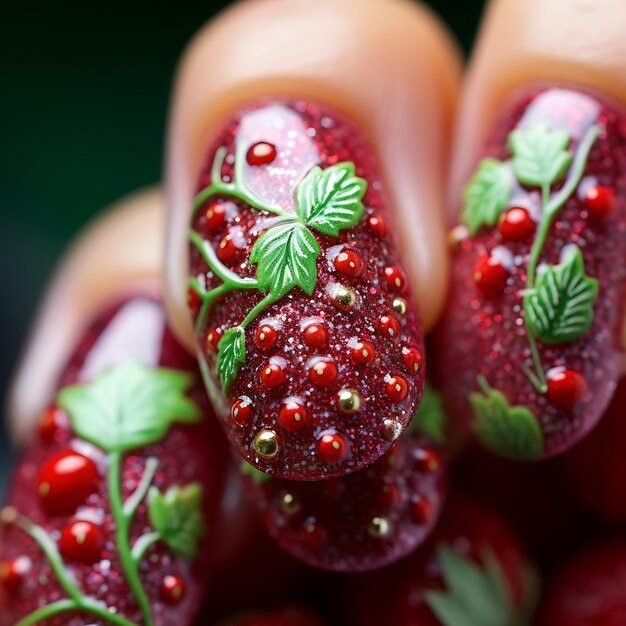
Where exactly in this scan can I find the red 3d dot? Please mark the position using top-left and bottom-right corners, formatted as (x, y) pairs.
(351, 340), (376, 365)
(187, 287), (202, 316)
(279, 400), (308, 432)
(231, 398), (253, 425)
(547, 370), (587, 408)
(367, 214), (388, 238)
(585, 184), (616, 220)
(385, 375), (409, 403)
(379, 314), (400, 340)
(39, 406), (66, 442)
(319, 433), (347, 462)
(0, 557), (30, 594)
(334, 250), (364, 278)
(217, 235), (237, 264)
(37, 451), (98, 516)
(414, 448), (440, 473)
(377, 483), (400, 507)
(474, 255), (508, 297)
(260, 363), (287, 389)
(302, 518), (327, 550)
(206, 327), (223, 352)
(59, 521), (104, 564)
(246, 141), (277, 166)
(255, 324), (277, 351)
(303, 323), (328, 350)
(498, 207), (535, 241)
(309, 361), (338, 387)
(411, 495), (433, 524)
(203, 199), (227, 233)
(161, 575), (186, 605)
(383, 266), (406, 292)
(402, 346), (423, 374)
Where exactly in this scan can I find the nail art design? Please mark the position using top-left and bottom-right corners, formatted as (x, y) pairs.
(0, 299), (226, 626)
(240, 385), (447, 572)
(437, 87), (626, 459)
(188, 100), (424, 480)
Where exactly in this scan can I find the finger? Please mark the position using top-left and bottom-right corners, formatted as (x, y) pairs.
(436, 0), (626, 461)
(1, 187), (229, 624)
(164, 0), (461, 480)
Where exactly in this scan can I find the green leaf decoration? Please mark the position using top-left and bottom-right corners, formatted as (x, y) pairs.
(469, 377), (544, 460)
(240, 461), (272, 485)
(411, 383), (447, 443)
(250, 222), (320, 298)
(216, 327), (246, 394)
(462, 158), (512, 235)
(523, 245), (598, 344)
(57, 362), (201, 454)
(425, 545), (520, 626)
(148, 483), (206, 558)
(508, 124), (572, 187)
(296, 162), (366, 236)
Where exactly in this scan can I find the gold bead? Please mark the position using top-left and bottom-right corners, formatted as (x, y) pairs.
(337, 388), (362, 415)
(252, 429), (280, 461)
(368, 516), (390, 538)
(381, 418), (402, 442)
(448, 224), (469, 250)
(280, 493), (301, 515)
(392, 297), (408, 315)
(332, 285), (356, 312)
(0, 507), (17, 525)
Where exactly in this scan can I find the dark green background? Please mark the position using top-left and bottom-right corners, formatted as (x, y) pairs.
(0, 0), (484, 488)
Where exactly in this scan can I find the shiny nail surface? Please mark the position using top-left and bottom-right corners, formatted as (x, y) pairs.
(188, 100), (424, 480)
(436, 87), (626, 459)
(0, 298), (226, 626)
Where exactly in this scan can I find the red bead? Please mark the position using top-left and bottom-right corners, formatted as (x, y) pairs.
(37, 451), (98, 516)
(255, 324), (277, 351)
(206, 327), (223, 352)
(402, 346), (423, 375)
(246, 141), (277, 166)
(474, 255), (508, 297)
(585, 185), (616, 220)
(385, 375), (409, 403)
(0, 558), (30, 594)
(377, 483), (400, 507)
(39, 406), (65, 442)
(161, 575), (186, 605)
(334, 250), (364, 278)
(217, 235), (237, 264)
(411, 495), (433, 524)
(547, 370), (587, 408)
(383, 266), (406, 292)
(187, 287), (202, 316)
(231, 398), (253, 425)
(279, 400), (308, 432)
(379, 314), (400, 340)
(203, 200), (227, 233)
(303, 323), (328, 350)
(309, 360), (338, 387)
(414, 448), (440, 473)
(498, 207), (535, 241)
(351, 340), (376, 366)
(260, 363), (287, 389)
(302, 518), (326, 550)
(59, 521), (104, 564)
(367, 214), (388, 238)
(318, 433), (347, 462)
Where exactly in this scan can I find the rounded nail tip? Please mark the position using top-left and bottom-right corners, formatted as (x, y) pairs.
(188, 98), (425, 479)
(1, 297), (225, 625)
(438, 86), (626, 461)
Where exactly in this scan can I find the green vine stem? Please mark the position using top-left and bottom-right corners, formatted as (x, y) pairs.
(522, 124), (600, 393)
(108, 452), (153, 626)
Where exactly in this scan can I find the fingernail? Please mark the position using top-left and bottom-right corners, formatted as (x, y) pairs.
(438, 86), (626, 459)
(0, 298), (226, 625)
(188, 99), (424, 480)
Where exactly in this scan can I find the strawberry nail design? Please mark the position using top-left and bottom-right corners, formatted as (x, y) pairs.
(240, 386), (447, 572)
(0, 298), (227, 626)
(436, 87), (626, 459)
(348, 496), (538, 626)
(188, 100), (424, 480)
